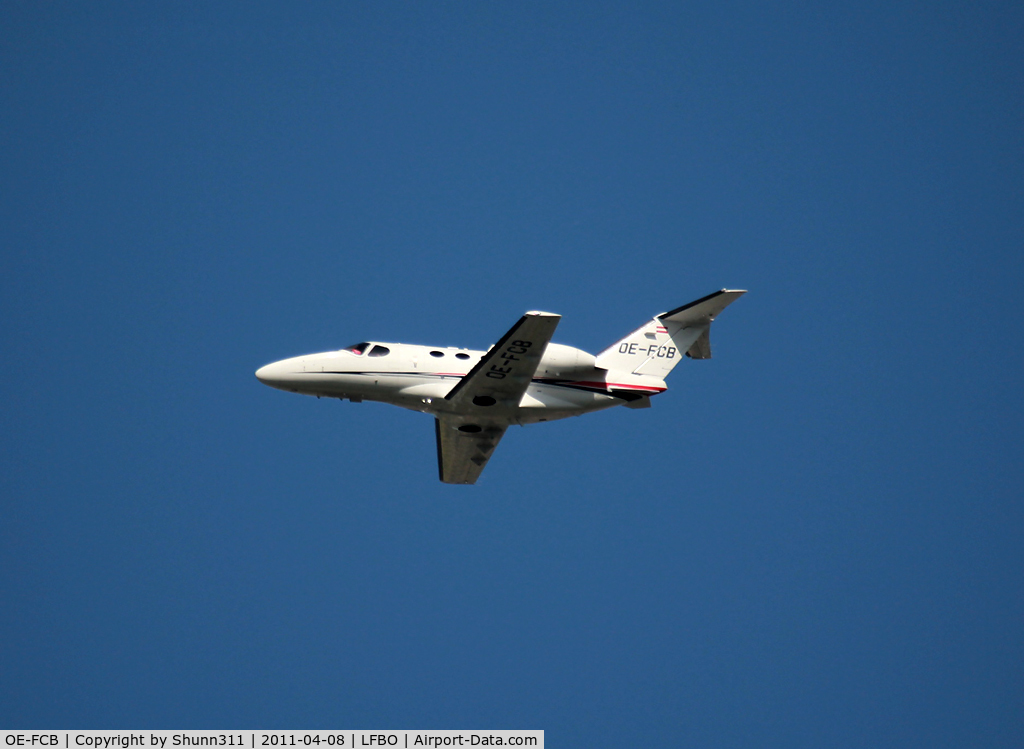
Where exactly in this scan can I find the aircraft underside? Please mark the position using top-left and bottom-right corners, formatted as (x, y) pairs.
(272, 371), (635, 424)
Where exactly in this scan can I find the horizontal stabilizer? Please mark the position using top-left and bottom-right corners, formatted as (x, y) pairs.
(659, 289), (747, 327)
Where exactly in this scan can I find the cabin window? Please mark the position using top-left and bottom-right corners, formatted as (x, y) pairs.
(455, 353), (470, 360)
(346, 342), (369, 355)
(367, 345), (391, 357)
(430, 350), (445, 358)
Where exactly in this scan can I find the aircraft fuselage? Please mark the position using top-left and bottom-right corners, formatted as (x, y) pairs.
(256, 290), (745, 483)
(256, 341), (663, 425)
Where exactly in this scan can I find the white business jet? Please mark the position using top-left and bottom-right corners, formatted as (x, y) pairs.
(256, 289), (746, 484)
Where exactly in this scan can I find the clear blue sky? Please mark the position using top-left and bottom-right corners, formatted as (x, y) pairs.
(2, 3), (1022, 745)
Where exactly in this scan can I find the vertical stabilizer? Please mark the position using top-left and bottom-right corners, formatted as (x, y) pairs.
(595, 289), (746, 377)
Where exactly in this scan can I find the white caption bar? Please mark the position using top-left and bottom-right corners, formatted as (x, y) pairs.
(0, 733), (542, 749)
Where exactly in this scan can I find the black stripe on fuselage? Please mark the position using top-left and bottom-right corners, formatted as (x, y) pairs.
(316, 371), (652, 401)
(319, 371), (459, 377)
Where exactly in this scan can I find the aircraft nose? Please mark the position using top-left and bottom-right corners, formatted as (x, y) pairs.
(255, 361), (288, 386)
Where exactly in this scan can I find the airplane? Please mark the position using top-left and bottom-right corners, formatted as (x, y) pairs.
(256, 289), (746, 484)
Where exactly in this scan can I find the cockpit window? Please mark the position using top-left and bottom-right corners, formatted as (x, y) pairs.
(346, 342), (369, 355)
(367, 345), (391, 357)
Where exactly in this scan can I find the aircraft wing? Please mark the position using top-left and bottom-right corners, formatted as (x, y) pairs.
(444, 311), (561, 408)
(436, 310), (560, 484)
(434, 416), (508, 485)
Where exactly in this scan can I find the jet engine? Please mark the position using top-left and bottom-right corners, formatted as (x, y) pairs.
(536, 343), (600, 378)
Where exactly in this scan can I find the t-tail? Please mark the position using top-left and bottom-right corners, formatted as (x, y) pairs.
(595, 289), (747, 379)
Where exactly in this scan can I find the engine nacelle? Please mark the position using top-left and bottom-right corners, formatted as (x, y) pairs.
(537, 343), (600, 378)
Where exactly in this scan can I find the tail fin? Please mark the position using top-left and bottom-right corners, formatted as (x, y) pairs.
(595, 289), (746, 377)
